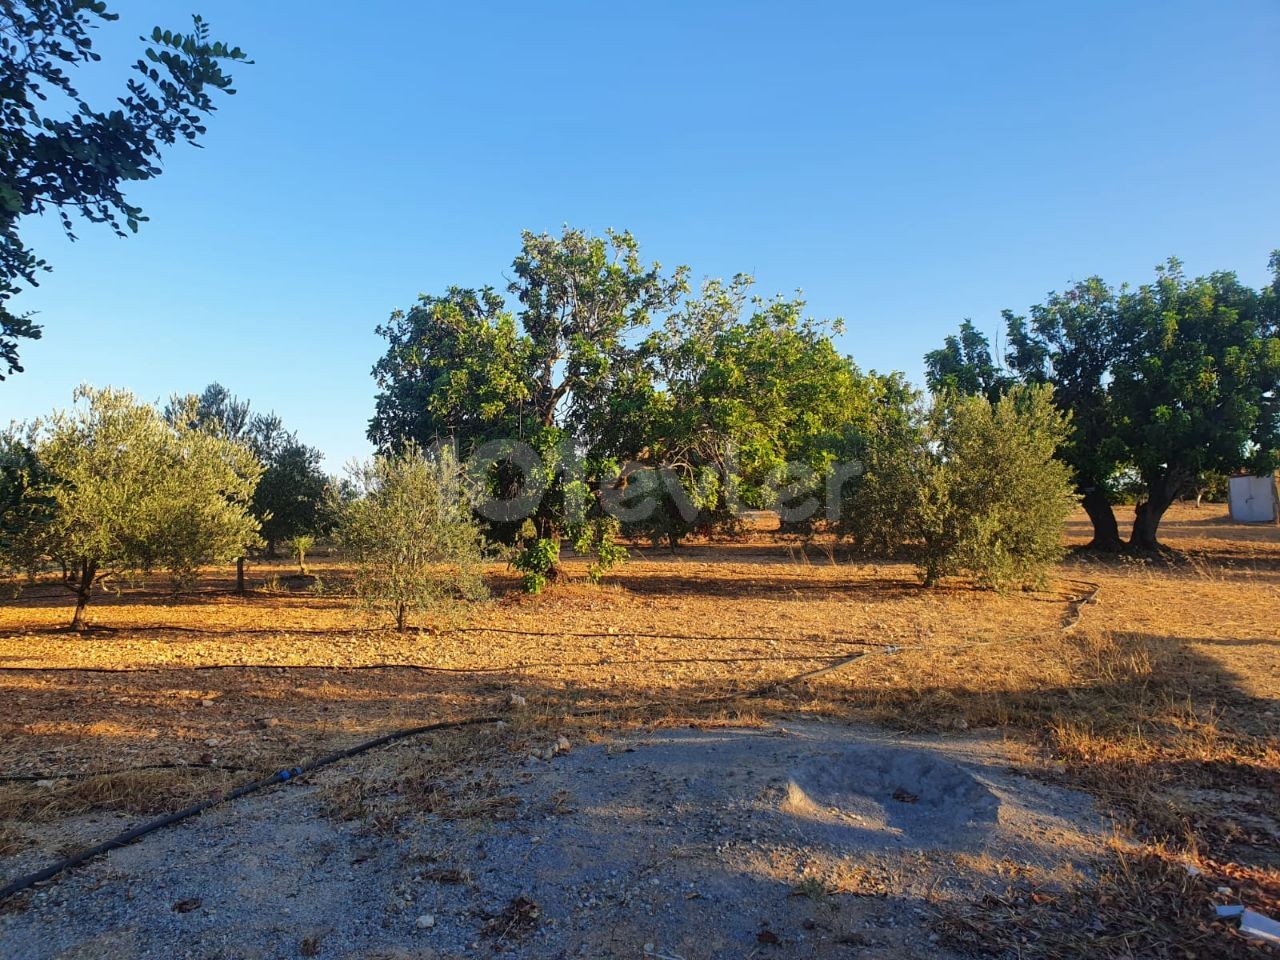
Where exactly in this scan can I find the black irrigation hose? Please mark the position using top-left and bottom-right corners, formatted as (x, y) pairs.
(0, 650), (879, 903)
(452, 626), (888, 645)
(0, 714), (502, 902)
(0, 580), (1100, 902)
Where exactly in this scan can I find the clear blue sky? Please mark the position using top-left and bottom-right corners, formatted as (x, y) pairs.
(4, 1), (1278, 470)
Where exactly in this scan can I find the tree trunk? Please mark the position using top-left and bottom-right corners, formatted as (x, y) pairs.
(235, 557), (246, 595)
(69, 560), (96, 631)
(396, 602), (407, 633)
(1080, 484), (1122, 552)
(1129, 474), (1183, 552)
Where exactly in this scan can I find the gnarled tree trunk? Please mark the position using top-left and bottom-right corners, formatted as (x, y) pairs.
(69, 559), (97, 631)
(1080, 483), (1122, 552)
(1129, 473), (1186, 552)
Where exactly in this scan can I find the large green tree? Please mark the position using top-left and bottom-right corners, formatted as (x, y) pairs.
(1, 3), (247, 378)
(1004, 278), (1128, 551)
(632, 276), (881, 544)
(370, 228), (688, 576)
(246, 413), (329, 556)
(1111, 258), (1280, 550)
(928, 253), (1280, 552)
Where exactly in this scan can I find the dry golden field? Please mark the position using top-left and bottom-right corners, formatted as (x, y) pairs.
(0, 501), (1277, 956)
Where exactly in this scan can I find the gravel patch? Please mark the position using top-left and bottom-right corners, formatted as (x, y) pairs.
(0, 721), (1108, 959)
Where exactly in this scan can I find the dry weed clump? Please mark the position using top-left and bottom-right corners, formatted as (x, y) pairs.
(939, 844), (1279, 960)
(0, 767), (243, 822)
(1047, 715), (1280, 855)
(0, 823), (22, 858)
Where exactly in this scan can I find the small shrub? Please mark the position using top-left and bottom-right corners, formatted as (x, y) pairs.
(339, 446), (487, 630)
(843, 384), (1077, 589)
(512, 537), (559, 594)
(288, 534), (316, 575)
(918, 386), (1077, 587)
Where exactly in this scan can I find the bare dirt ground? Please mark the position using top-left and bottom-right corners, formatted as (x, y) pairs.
(0, 503), (1276, 958)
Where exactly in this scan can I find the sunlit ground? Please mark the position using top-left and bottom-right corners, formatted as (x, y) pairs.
(0, 502), (1276, 954)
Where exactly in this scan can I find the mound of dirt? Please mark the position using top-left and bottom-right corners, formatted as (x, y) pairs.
(782, 745), (1000, 848)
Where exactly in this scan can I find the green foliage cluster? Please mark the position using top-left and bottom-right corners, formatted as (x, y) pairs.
(339, 446), (487, 631)
(842, 385), (1077, 589)
(0, 386), (262, 627)
(0, 428), (54, 578)
(1, 3), (247, 378)
(371, 228), (688, 581)
(929, 254), (1280, 550)
(369, 229), (898, 585)
(167, 384), (336, 555)
(639, 275), (887, 543)
(511, 536), (560, 595)
(924, 320), (1012, 403)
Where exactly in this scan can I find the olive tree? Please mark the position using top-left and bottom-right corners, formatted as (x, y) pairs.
(5, 386), (262, 628)
(918, 385), (1077, 587)
(339, 446), (487, 631)
(843, 384), (1077, 589)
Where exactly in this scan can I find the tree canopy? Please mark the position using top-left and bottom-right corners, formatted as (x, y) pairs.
(370, 227), (688, 574)
(635, 276), (883, 543)
(369, 228), (891, 575)
(1111, 258), (1280, 549)
(1, 3), (247, 378)
(168, 383), (332, 554)
(926, 253), (1280, 550)
(924, 319), (1011, 403)
(2, 385), (261, 628)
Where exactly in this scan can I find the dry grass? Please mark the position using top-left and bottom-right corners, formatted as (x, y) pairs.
(0, 502), (1276, 952)
(940, 842), (1274, 959)
(0, 766), (247, 822)
(0, 824), (21, 858)
(316, 719), (541, 830)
